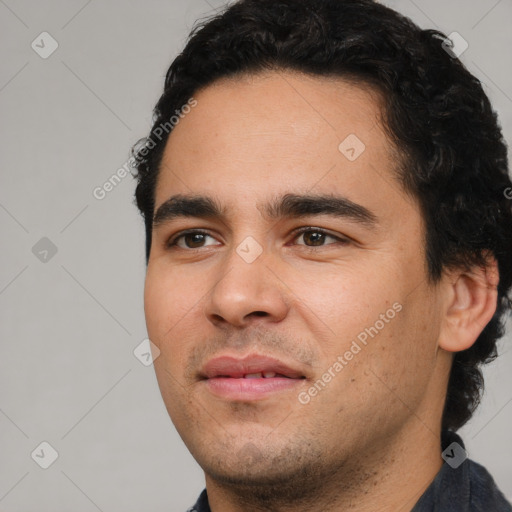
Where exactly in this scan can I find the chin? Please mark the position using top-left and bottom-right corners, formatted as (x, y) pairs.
(199, 435), (324, 483)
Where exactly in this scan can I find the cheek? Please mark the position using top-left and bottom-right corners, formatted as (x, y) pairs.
(287, 262), (401, 349)
(361, 287), (441, 410)
(144, 274), (191, 411)
(290, 256), (438, 390)
(144, 263), (205, 344)
(144, 276), (190, 395)
(144, 273), (170, 346)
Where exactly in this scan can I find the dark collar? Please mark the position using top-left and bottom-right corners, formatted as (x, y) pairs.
(411, 430), (511, 511)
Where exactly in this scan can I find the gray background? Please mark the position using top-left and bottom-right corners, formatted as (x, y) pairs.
(0, 0), (511, 510)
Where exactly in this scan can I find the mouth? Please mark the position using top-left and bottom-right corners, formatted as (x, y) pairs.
(213, 371), (294, 378)
(199, 354), (307, 401)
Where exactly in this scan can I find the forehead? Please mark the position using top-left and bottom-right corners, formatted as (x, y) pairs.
(154, 70), (406, 217)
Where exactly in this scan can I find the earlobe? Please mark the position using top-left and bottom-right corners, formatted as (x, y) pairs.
(438, 257), (499, 353)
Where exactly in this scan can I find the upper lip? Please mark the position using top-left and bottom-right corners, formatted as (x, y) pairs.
(200, 354), (306, 379)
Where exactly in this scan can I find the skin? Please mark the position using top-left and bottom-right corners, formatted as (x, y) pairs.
(144, 71), (498, 511)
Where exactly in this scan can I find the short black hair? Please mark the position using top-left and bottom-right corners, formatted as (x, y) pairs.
(132, 0), (512, 432)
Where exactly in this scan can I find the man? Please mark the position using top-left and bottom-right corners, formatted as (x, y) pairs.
(131, 0), (512, 510)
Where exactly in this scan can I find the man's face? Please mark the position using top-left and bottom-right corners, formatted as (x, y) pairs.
(144, 72), (447, 488)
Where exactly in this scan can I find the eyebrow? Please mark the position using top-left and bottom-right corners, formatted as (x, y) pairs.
(153, 193), (378, 229)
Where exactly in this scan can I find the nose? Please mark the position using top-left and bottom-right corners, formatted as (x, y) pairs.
(203, 246), (290, 329)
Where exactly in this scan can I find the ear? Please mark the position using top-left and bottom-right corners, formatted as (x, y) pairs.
(438, 255), (499, 353)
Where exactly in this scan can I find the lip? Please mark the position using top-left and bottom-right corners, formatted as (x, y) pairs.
(200, 354), (306, 401)
(201, 354), (305, 379)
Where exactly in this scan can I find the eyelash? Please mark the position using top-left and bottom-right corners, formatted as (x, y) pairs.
(166, 227), (349, 251)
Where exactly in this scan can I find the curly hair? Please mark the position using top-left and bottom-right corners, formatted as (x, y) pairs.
(132, 0), (512, 432)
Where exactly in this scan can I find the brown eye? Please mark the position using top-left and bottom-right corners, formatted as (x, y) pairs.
(181, 233), (208, 248)
(294, 228), (345, 247)
(301, 231), (328, 246)
(167, 230), (219, 249)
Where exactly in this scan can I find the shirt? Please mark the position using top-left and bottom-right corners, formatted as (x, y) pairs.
(187, 431), (512, 511)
